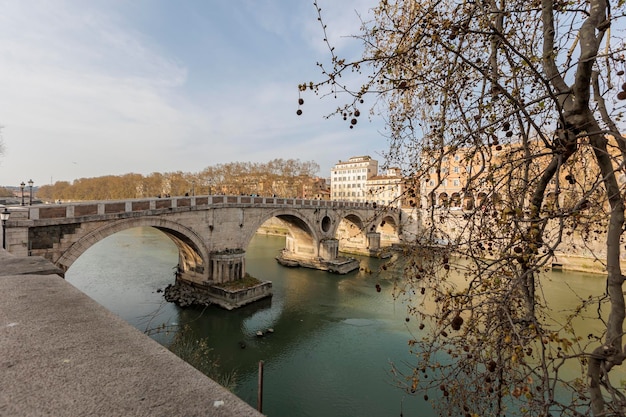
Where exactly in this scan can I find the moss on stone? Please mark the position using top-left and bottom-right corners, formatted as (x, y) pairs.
(215, 274), (262, 290)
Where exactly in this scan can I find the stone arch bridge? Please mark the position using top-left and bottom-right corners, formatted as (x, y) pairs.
(3, 195), (403, 289)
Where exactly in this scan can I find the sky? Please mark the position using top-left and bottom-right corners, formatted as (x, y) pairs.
(0, 0), (384, 187)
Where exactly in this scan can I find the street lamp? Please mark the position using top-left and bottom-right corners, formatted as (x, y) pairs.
(20, 182), (25, 206)
(192, 180), (195, 196)
(1, 207), (10, 250)
(28, 179), (34, 205)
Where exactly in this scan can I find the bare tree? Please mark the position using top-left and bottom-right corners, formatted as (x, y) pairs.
(37, 159), (321, 201)
(304, 0), (626, 415)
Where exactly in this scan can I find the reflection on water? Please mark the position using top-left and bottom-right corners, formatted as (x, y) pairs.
(66, 227), (613, 417)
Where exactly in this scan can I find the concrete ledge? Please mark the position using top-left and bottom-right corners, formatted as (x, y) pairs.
(0, 272), (263, 417)
(550, 253), (624, 275)
(0, 250), (64, 276)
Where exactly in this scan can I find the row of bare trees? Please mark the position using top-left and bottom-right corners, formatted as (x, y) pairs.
(36, 159), (321, 202)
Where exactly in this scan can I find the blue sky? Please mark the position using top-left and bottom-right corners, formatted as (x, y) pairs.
(0, 0), (383, 187)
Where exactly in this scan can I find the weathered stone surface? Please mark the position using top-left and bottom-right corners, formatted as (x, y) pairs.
(0, 251), (63, 276)
(164, 281), (213, 307)
(207, 281), (273, 310)
(4, 196), (394, 282)
(164, 279), (273, 310)
(28, 223), (81, 250)
(0, 252), (263, 417)
(276, 251), (360, 274)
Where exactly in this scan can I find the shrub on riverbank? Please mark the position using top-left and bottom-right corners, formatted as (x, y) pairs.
(168, 325), (237, 391)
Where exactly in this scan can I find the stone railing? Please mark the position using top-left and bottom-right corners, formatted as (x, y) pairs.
(7, 195), (374, 221)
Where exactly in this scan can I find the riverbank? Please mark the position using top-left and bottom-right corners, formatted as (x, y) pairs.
(261, 218), (612, 276)
(550, 253), (616, 275)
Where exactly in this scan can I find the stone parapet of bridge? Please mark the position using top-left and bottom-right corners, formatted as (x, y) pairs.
(11, 195), (374, 223)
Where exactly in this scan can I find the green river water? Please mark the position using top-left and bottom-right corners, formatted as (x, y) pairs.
(65, 226), (611, 417)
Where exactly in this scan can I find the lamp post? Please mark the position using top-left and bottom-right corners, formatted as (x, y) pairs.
(20, 182), (25, 206)
(1, 207), (10, 250)
(28, 179), (34, 205)
(192, 180), (195, 196)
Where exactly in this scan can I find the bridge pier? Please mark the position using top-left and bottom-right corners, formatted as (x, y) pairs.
(366, 232), (381, 255)
(173, 248), (272, 310)
(209, 250), (246, 283)
(276, 238), (360, 274)
(319, 238), (339, 260)
(337, 231), (384, 258)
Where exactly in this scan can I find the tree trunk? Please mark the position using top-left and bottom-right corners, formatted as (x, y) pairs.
(588, 125), (625, 416)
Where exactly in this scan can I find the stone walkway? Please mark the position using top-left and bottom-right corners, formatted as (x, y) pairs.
(0, 250), (263, 417)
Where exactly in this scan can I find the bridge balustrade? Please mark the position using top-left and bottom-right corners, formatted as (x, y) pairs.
(16, 196), (373, 221)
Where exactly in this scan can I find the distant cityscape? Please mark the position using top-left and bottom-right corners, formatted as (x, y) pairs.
(0, 155), (414, 209)
(0, 141), (608, 219)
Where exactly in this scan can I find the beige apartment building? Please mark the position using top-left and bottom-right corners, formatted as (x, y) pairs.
(331, 156), (408, 208)
(365, 167), (405, 208)
(419, 138), (616, 211)
(421, 150), (472, 209)
(330, 156), (379, 202)
(420, 146), (508, 210)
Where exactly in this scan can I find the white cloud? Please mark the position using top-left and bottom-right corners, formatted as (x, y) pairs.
(0, 0), (387, 186)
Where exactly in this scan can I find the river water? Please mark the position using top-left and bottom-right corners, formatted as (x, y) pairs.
(65, 226), (609, 417)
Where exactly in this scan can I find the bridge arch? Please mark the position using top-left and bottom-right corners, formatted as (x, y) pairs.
(335, 211), (369, 254)
(243, 208), (322, 258)
(336, 211), (366, 232)
(376, 212), (401, 246)
(338, 209), (402, 252)
(57, 217), (210, 280)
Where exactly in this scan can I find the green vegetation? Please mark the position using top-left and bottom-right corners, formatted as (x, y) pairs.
(167, 325), (237, 391)
(214, 274), (262, 291)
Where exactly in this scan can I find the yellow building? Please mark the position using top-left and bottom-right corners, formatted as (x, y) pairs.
(421, 148), (476, 209)
(365, 167), (405, 208)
